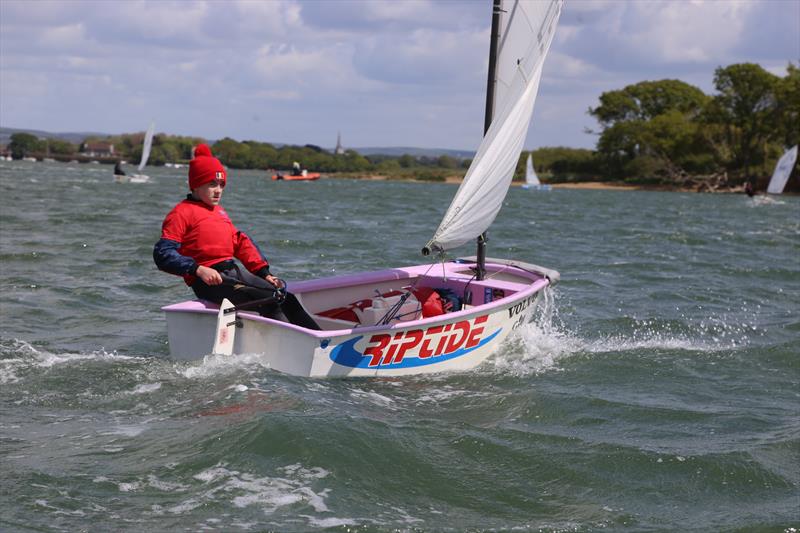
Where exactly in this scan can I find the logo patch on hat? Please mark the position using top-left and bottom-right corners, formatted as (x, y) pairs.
(215, 171), (224, 179)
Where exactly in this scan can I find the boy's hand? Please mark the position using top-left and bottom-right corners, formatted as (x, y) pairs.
(197, 265), (222, 285)
(265, 274), (284, 289)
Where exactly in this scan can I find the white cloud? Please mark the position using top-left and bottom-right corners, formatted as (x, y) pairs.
(251, 42), (376, 93)
(39, 23), (90, 49)
(177, 61), (199, 73)
(95, 1), (209, 43)
(354, 26), (486, 87)
(250, 89), (302, 101)
(626, 1), (753, 64)
(0, 0), (797, 150)
(0, 0), (74, 25)
(64, 56), (92, 69)
(359, 0), (435, 22)
(546, 51), (598, 80)
(232, 0), (303, 37)
(564, 0), (618, 13)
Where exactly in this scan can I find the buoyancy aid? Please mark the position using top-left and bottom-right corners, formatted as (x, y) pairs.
(155, 196), (269, 285)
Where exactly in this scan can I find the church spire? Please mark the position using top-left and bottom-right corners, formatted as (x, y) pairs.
(335, 131), (345, 155)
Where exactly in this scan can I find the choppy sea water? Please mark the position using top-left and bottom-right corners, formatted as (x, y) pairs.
(1, 160), (798, 532)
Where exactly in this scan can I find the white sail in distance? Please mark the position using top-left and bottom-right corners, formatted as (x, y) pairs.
(138, 122), (156, 172)
(766, 145), (798, 194)
(525, 153), (540, 186)
(425, 0), (562, 254)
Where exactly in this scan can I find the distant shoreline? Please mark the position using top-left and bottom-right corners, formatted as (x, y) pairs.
(548, 181), (693, 192)
(0, 160), (762, 194)
(330, 173), (751, 193)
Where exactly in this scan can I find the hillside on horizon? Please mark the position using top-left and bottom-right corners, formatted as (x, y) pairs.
(0, 126), (475, 160)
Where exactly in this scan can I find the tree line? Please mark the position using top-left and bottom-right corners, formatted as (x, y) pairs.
(522, 62), (797, 188)
(7, 62), (797, 187)
(583, 62), (798, 187)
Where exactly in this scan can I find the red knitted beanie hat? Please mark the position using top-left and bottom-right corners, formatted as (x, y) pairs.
(188, 144), (226, 189)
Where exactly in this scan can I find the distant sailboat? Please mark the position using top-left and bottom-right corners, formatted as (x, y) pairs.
(115, 122), (155, 183)
(521, 153), (551, 190)
(766, 145), (798, 194)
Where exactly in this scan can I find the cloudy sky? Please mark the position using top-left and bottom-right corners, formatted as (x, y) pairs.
(1, 0), (797, 151)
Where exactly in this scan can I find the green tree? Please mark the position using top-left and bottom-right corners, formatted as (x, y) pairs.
(342, 149), (371, 171)
(590, 79), (708, 125)
(705, 63), (780, 176)
(398, 154), (416, 168)
(639, 110), (715, 174)
(775, 62), (800, 148)
(436, 155), (459, 169)
(46, 138), (76, 155)
(376, 158), (401, 172)
(152, 144), (180, 166)
(589, 79), (710, 179)
(213, 137), (253, 168)
(8, 133), (42, 159)
(531, 147), (600, 182)
(248, 142), (278, 169)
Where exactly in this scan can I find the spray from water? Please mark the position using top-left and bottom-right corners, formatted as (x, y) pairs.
(489, 285), (761, 377)
(491, 287), (586, 376)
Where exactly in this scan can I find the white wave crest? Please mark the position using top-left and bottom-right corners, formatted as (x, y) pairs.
(0, 338), (142, 384)
(490, 287), (753, 377)
(749, 195), (785, 207)
(182, 462), (337, 519)
(126, 383), (162, 395)
(178, 351), (276, 380)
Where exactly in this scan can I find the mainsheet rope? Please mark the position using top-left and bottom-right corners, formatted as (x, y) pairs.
(378, 253), (515, 325)
(377, 259), (440, 325)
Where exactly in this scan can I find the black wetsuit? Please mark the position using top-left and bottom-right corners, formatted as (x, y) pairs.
(190, 260), (320, 330)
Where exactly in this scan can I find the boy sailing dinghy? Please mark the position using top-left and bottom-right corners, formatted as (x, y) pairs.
(115, 122), (155, 183)
(162, 0), (563, 377)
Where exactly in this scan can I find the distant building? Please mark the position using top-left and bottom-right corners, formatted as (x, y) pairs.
(335, 131), (345, 155)
(81, 141), (115, 157)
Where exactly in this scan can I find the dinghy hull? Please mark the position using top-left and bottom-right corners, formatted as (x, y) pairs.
(163, 259), (558, 377)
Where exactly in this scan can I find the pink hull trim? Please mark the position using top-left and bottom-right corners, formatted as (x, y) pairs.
(162, 261), (551, 338)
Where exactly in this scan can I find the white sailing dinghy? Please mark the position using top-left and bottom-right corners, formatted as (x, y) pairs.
(115, 122), (155, 183)
(162, 0), (563, 377)
(521, 153), (551, 190)
(766, 145), (798, 195)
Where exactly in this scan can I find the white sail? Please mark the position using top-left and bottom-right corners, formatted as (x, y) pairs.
(425, 0), (562, 253)
(137, 122), (155, 172)
(766, 145), (798, 195)
(525, 153), (540, 186)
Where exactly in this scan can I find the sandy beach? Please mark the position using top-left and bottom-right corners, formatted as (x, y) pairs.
(328, 172), (771, 194)
(341, 174), (677, 191)
(548, 181), (640, 190)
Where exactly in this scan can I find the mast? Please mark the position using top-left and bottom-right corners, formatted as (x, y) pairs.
(476, 0), (502, 281)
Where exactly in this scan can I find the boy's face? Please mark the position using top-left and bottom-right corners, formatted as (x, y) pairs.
(192, 178), (225, 206)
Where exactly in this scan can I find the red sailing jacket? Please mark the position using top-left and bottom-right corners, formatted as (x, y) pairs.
(158, 197), (269, 285)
